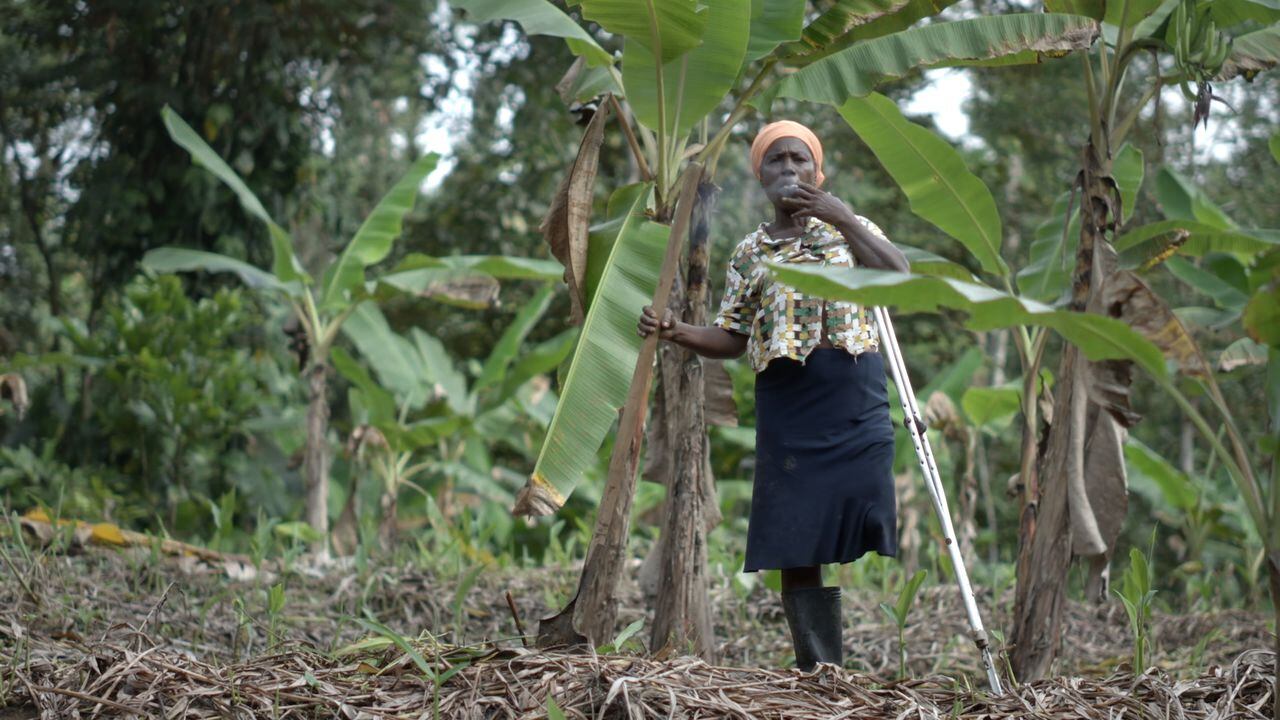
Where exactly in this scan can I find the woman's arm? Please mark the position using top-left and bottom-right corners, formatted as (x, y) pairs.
(638, 305), (748, 359)
(782, 182), (910, 273)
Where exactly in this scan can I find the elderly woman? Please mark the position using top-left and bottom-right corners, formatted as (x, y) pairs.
(637, 120), (909, 671)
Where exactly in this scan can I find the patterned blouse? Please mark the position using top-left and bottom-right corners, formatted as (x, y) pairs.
(714, 215), (883, 373)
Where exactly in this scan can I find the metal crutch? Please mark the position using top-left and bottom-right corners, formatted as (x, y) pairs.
(871, 305), (1004, 695)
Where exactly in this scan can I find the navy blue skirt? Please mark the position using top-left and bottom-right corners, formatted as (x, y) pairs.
(743, 348), (898, 572)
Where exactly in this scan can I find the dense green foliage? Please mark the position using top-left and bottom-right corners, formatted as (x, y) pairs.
(2, 0), (1278, 631)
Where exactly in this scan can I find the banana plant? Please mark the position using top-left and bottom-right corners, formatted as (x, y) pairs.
(333, 293), (576, 552)
(143, 107), (561, 551)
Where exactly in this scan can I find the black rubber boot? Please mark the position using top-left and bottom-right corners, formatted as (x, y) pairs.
(781, 586), (843, 671)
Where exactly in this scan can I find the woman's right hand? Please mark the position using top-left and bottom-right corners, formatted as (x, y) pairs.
(637, 305), (678, 340)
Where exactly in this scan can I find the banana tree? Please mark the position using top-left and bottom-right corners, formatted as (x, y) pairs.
(332, 289), (576, 552)
(451, 0), (1109, 654)
(143, 107), (560, 552)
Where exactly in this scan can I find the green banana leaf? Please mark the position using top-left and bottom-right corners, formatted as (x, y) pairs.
(494, 328), (580, 409)
(1102, 0), (1163, 31)
(160, 106), (309, 287)
(332, 345), (397, 425)
(1017, 190), (1079, 301)
(838, 92), (1007, 277)
(524, 186), (669, 510)
(1113, 143), (1144, 224)
(1115, 220), (1280, 264)
(1046, 0), (1106, 21)
(746, 0), (805, 63)
(769, 14), (1098, 107)
(1244, 281), (1280, 346)
(1211, 0), (1280, 30)
(622, 0), (749, 137)
(961, 384), (1022, 429)
(577, 0), (708, 64)
(900, 245), (977, 281)
(141, 248), (283, 292)
(1270, 132), (1280, 164)
(410, 327), (471, 416)
(1125, 438), (1198, 512)
(380, 254), (563, 285)
(321, 154), (438, 310)
(450, 0), (613, 67)
(769, 264), (1168, 377)
(782, 0), (920, 60)
(1131, 0), (1177, 39)
(1154, 168), (1236, 229)
(1225, 24), (1280, 78)
(372, 254), (563, 308)
(341, 302), (433, 406)
(1163, 257), (1250, 312)
(475, 283), (556, 396)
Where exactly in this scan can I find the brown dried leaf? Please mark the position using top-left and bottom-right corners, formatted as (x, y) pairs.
(420, 276), (500, 309)
(539, 97), (612, 324)
(1106, 270), (1210, 378)
(702, 360), (738, 428)
(555, 56), (587, 104)
(0, 373), (29, 419)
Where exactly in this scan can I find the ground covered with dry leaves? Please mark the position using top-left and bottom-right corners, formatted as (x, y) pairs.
(0, 531), (1275, 718)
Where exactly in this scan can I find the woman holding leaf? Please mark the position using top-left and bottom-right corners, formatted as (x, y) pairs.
(638, 121), (908, 671)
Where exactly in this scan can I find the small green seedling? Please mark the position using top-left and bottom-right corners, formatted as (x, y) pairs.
(267, 583), (286, 650)
(596, 619), (645, 654)
(880, 569), (928, 678)
(1114, 545), (1157, 675)
(359, 611), (468, 720)
(547, 696), (568, 720)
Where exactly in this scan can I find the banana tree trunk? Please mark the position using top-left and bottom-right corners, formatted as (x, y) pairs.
(538, 167), (704, 647)
(304, 362), (331, 552)
(650, 182), (719, 659)
(1012, 140), (1121, 680)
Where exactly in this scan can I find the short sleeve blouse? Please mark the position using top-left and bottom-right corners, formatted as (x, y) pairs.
(714, 215), (883, 373)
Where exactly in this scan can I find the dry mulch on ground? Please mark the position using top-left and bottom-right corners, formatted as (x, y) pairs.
(0, 535), (1275, 718)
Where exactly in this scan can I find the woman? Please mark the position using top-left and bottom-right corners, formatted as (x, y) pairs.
(637, 120), (909, 671)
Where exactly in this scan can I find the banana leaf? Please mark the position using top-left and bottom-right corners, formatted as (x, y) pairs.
(746, 0), (805, 63)
(768, 14), (1098, 107)
(781, 0), (933, 62)
(577, 0), (708, 63)
(1115, 220), (1279, 266)
(321, 155), (438, 310)
(1223, 24), (1280, 78)
(961, 384), (1022, 429)
(1018, 190), (1079, 301)
(450, 0), (613, 67)
(161, 106), (309, 287)
(1164, 257), (1250, 312)
(1154, 167), (1236, 229)
(475, 283), (556, 396)
(1113, 143), (1144, 224)
(900, 245), (978, 281)
(522, 186), (669, 510)
(838, 92), (1007, 277)
(769, 264), (1168, 377)
(622, 0), (749, 137)
(141, 248), (283, 292)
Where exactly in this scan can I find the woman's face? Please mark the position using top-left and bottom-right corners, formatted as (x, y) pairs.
(759, 137), (817, 206)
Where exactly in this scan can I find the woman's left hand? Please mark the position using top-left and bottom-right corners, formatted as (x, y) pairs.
(779, 181), (857, 226)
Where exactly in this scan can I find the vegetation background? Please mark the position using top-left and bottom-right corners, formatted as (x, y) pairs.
(2, 0), (1279, 686)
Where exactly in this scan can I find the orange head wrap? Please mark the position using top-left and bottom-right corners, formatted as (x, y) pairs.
(750, 120), (826, 187)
